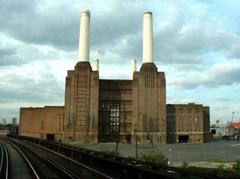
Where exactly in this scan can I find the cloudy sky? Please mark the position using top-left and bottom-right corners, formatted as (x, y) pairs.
(0, 0), (240, 123)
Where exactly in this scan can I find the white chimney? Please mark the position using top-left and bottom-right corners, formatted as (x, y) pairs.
(143, 11), (153, 63)
(131, 59), (136, 78)
(92, 59), (99, 71)
(78, 10), (90, 62)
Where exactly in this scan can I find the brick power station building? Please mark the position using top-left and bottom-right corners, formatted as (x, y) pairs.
(19, 11), (210, 144)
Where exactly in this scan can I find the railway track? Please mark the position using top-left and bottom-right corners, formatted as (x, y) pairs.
(0, 139), (39, 179)
(5, 138), (112, 179)
(5, 136), (182, 178)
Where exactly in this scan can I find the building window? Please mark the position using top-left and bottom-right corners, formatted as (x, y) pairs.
(109, 103), (120, 132)
(101, 104), (105, 109)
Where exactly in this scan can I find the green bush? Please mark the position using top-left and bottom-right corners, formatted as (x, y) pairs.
(181, 161), (189, 168)
(181, 166), (240, 179)
(139, 150), (168, 166)
(233, 160), (240, 171)
(217, 164), (224, 170)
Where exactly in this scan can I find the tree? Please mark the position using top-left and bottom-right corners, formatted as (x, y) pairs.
(2, 118), (7, 125)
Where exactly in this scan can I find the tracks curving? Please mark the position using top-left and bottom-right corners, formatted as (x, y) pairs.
(0, 142), (9, 179)
(0, 139), (40, 179)
(6, 138), (112, 179)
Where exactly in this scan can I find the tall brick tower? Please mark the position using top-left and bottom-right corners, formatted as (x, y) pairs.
(132, 12), (166, 144)
(64, 10), (99, 143)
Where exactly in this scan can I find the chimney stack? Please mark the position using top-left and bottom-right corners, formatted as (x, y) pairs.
(143, 11), (153, 63)
(92, 58), (99, 71)
(131, 59), (136, 77)
(78, 10), (90, 62)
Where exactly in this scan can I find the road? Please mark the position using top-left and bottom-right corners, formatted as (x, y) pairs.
(79, 140), (240, 167)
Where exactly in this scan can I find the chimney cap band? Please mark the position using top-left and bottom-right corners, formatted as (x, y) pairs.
(81, 10), (90, 16)
(144, 11), (152, 15)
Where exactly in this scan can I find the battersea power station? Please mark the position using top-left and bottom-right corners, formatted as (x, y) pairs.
(19, 11), (210, 144)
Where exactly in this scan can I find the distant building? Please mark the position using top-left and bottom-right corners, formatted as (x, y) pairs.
(2, 118), (7, 125)
(0, 129), (9, 136)
(12, 117), (17, 125)
(167, 103), (210, 143)
(210, 122), (229, 138)
(229, 122), (240, 137)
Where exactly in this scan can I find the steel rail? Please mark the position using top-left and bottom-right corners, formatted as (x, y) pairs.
(0, 143), (4, 173)
(8, 139), (81, 178)
(6, 140), (40, 179)
(1, 143), (9, 179)
(30, 141), (113, 179)
(37, 155), (78, 179)
(13, 138), (113, 179)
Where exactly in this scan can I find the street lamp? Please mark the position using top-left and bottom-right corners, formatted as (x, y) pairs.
(135, 132), (140, 158)
(168, 148), (172, 166)
(115, 126), (119, 153)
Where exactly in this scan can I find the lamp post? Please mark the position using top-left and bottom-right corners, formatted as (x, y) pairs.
(135, 133), (140, 158)
(116, 128), (119, 153)
(168, 148), (172, 166)
(115, 105), (120, 153)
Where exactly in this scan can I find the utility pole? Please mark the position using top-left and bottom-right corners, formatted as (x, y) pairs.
(116, 129), (119, 153)
(232, 112), (235, 122)
(135, 133), (140, 158)
(116, 103), (120, 153)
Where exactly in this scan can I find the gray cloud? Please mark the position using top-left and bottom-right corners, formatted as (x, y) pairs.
(0, 0), (143, 54)
(155, 21), (240, 67)
(213, 97), (231, 102)
(0, 108), (19, 121)
(0, 72), (64, 104)
(172, 60), (240, 89)
(0, 47), (21, 66)
(1, 0), (240, 68)
(0, 0), (145, 69)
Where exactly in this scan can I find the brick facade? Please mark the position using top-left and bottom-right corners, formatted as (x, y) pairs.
(64, 62), (99, 143)
(19, 63), (210, 144)
(19, 106), (64, 141)
(167, 103), (210, 143)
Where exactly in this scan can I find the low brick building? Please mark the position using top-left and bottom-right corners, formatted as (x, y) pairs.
(19, 106), (64, 141)
(167, 103), (210, 143)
